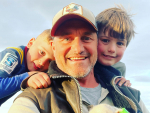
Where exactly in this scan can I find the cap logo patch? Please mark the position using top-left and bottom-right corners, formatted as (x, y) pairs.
(63, 3), (82, 15)
(0, 53), (18, 74)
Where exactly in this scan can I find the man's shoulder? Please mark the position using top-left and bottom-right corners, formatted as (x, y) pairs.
(20, 86), (53, 96)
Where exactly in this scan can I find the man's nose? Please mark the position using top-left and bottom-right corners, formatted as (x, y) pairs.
(71, 37), (85, 54)
(108, 43), (116, 53)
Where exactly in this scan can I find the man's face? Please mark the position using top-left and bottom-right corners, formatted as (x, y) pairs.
(97, 29), (127, 66)
(52, 20), (97, 78)
(26, 37), (54, 72)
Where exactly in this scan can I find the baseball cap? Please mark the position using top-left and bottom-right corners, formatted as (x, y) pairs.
(51, 3), (97, 36)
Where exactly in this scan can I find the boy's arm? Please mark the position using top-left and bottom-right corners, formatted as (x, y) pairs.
(21, 72), (51, 90)
(112, 62), (131, 87)
(0, 47), (29, 100)
(0, 72), (29, 99)
(115, 76), (131, 87)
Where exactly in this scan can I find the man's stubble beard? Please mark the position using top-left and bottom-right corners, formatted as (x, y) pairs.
(65, 63), (94, 79)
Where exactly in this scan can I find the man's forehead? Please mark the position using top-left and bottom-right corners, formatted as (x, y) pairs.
(55, 19), (96, 35)
(59, 30), (95, 36)
(61, 19), (89, 28)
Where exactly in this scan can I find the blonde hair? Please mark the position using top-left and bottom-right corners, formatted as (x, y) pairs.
(96, 5), (135, 46)
(36, 29), (53, 42)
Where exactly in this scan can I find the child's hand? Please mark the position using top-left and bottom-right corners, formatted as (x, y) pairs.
(27, 72), (51, 89)
(115, 77), (131, 87)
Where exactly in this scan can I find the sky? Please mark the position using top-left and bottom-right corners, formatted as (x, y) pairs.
(0, 0), (150, 112)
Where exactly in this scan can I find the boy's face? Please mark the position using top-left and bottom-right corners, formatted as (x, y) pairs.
(97, 29), (127, 66)
(26, 37), (54, 72)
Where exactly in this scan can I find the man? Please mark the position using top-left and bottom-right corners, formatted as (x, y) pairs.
(9, 3), (148, 113)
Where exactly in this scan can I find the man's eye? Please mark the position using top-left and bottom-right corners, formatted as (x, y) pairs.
(63, 37), (71, 42)
(82, 36), (92, 42)
(84, 37), (90, 40)
(64, 38), (69, 41)
(39, 50), (45, 56)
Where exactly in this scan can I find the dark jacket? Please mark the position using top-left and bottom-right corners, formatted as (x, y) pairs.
(17, 61), (142, 113)
(94, 62), (142, 113)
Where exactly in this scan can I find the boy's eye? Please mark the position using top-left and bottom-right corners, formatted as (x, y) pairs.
(39, 50), (45, 56)
(117, 42), (124, 46)
(101, 39), (109, 43)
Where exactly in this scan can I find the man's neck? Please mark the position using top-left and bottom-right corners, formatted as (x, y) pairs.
(77, 69), (99, 88)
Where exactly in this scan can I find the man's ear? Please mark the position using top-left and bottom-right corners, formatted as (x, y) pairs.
(27, 38), (35, 48)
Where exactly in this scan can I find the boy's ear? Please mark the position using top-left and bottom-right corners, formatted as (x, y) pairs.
(50, 40), (55, 51)
(27, 38), (35, 48)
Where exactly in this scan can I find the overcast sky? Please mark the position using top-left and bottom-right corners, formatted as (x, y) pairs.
(0, 0), (150, 112)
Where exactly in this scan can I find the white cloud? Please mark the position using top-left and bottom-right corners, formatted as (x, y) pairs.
(131, 75), (150, 82)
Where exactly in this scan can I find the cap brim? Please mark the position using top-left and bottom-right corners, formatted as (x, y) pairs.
(51, 14), (97, 36)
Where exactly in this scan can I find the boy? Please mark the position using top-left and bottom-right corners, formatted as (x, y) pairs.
(96, 6), (133, 86)
(90, 6), (148, 113)
(0, 29), (54, 105)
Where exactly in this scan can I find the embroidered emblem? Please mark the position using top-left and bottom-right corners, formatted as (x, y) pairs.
(7, 47), (24, 64)
(0, 53), (18, 74)
(63, 3), (82, 15)
(65, 4), (79, 13)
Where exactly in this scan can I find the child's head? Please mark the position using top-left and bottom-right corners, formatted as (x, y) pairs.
(26, 29), (55, 72)
(96, 6), (135, 66)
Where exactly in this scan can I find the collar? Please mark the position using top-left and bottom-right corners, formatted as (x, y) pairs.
(48, 61), (121, 86)
(47, 61), (67, 77)
(24, 46), (29, 71)
(94, 61), (121, 85)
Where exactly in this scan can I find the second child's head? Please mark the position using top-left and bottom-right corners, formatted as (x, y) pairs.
(26, 29), (55, 72)
(96, 6), (135, 66)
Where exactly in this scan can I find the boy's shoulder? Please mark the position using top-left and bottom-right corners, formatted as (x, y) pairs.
(6, 46), (25, 61)
(1, 46), (25, 63)
(0, 46), (26, 76)
(112, 62), (126, 77)
(6, 46), (25, 54)
(112, 62), (126, 69)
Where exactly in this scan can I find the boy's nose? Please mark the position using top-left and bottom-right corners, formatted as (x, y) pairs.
(108, 43), (116, 53)
(39, 58), (49, 67)
(38, 60), (44, 67)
